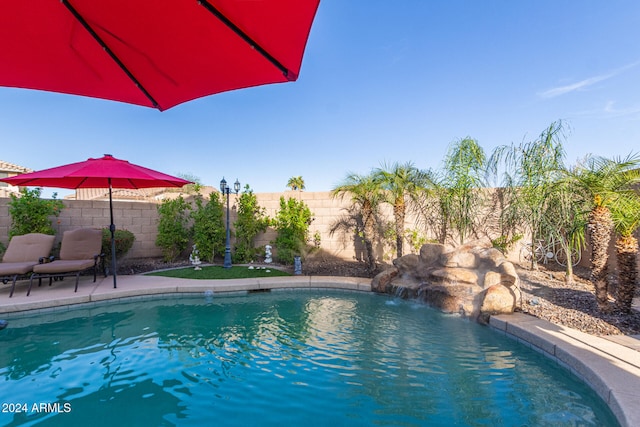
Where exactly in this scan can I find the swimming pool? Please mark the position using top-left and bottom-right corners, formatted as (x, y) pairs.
(0, 290), (618, 426)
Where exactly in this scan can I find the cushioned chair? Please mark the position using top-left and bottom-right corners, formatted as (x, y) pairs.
(0, 233), (56, 297)
(28, 228), (104, 296)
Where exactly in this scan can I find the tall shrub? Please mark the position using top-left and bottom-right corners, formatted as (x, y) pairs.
(272, 196), (312, 264)
(234, 186), (270, 263)
(191, 192), (225, 263)
(155, 196), (191, 262)
(8, 187), (64, 237)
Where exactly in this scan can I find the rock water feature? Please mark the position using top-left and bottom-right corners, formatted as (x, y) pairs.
(372, 240), (521, 322)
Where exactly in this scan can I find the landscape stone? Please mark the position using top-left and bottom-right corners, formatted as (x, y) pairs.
(373, 239), (521, 321)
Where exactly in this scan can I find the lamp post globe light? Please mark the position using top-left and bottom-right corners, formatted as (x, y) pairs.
(220, 177), (241, 268)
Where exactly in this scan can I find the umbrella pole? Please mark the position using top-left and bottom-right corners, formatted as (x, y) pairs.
(108, 179), (117, 288)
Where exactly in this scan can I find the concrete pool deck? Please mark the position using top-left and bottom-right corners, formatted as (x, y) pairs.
(0, 274), (639, 427)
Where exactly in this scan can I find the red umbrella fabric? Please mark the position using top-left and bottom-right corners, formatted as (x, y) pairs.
(0, 155), (192, 288)
(0, 0), (320, 111)
(1, 154), (192, 190)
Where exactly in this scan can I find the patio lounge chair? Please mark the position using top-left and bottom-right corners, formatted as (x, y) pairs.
(28, 228), (104, 296)
(0, 233), (55, 297)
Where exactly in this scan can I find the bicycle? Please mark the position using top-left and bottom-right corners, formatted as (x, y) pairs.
(519, 239), (553, 266)
(519, 238), (581, 267)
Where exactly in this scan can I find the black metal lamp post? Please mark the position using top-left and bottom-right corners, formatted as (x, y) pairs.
(220, 177), (241, 268)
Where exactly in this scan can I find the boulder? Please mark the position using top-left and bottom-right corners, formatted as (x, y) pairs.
(419, 243), (446, 266)
(479, 284), (521, 323)
(371, 266), (399, 293)
(372, 239), (521, 322)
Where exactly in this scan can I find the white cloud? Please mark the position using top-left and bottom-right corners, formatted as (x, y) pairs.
(603, 101), (640, 119)
(538, 61), (639, 99)
(569, 100), (640, 120)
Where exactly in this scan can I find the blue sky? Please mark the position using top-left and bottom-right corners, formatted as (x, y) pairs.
(1, 1), (639, 198)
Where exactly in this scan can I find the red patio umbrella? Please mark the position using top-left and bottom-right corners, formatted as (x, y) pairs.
(0, 0), (320, 111)
(0, 155), (192, 288)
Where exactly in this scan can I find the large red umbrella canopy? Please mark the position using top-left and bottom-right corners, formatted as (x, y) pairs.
(0, 0), (320, 111)
(0, 155), (192, 289)
(0, 154), (191, 189)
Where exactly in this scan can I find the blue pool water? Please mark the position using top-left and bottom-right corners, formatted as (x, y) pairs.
(0, 290), (618, 426)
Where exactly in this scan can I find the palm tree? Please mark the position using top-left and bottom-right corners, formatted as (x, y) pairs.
(286, 176), (306, 191)
(488, 121), (566, 270)
(543, 176), (588, 285)
(609, 172), (640, 313)
(441, 137), (487, 244)
(374, 161), (429, 258)
(570, 154), (640, 311)
(331, 172), (383, 273)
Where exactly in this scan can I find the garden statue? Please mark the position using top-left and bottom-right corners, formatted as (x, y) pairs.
(189, 244), (202, 270)
(264, 245), (273, 263)
(294, 255), (302, 275)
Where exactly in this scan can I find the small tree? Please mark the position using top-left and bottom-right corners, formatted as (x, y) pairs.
(8, 187), (64, 237)
(191, 192), (225, 263)
(272, 196), (312, 264)
(234, 185), (270, 263)
(155, 196), (191, 262)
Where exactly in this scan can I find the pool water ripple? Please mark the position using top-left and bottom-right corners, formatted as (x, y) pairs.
(0, 291), (619, 426)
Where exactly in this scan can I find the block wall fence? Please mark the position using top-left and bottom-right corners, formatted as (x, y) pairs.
(0, 191), (387, 262)
(0, 191), (636, 273)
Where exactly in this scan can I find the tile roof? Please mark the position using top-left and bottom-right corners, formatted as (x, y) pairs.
(0, 160), (33, 174)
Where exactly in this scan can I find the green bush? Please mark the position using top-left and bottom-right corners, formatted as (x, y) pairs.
(101, 228), (135, 264)
(491, 234), (523, 255)
(272, 196), (312, 264)
(8, 187), (64, 237)
(233, 186), (270, 263)
(156, 196), (191, 262)
(191, 192), (225, 263)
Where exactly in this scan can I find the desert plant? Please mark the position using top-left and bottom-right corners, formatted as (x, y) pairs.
(155, 195), (191, 262)
(191, 192), (225, 263)
(8, 187), (64, 237)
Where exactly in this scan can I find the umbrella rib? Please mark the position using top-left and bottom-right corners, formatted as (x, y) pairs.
(198, 0), (295, 80)
(61, 0), (162, 110)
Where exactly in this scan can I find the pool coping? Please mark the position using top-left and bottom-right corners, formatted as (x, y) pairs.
(1, 274), (639, 427)
(490, 313), (640, 427)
